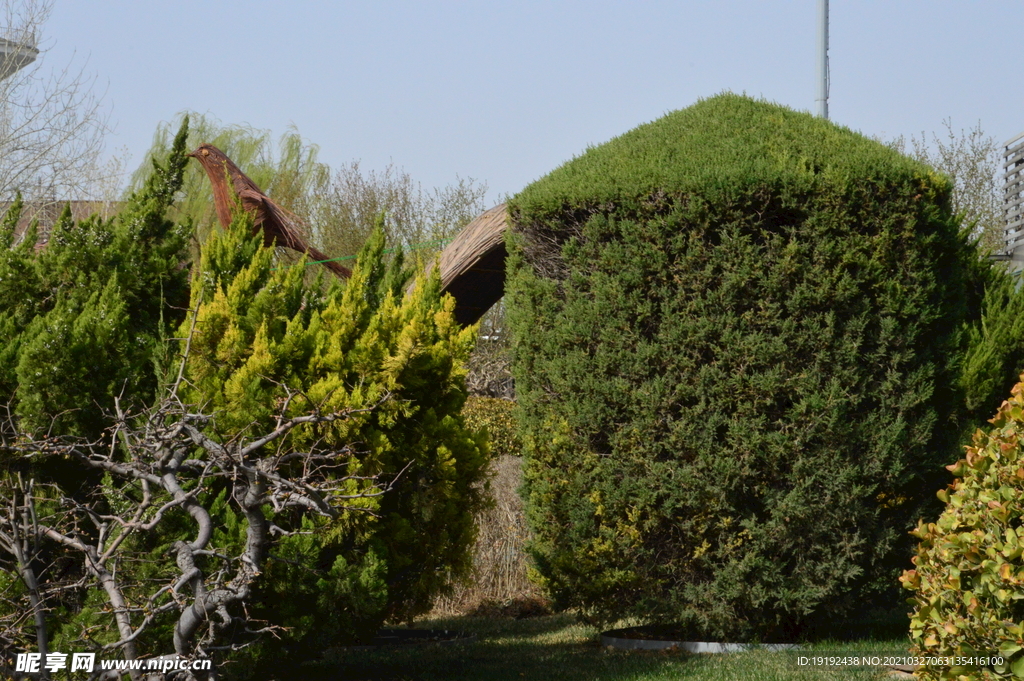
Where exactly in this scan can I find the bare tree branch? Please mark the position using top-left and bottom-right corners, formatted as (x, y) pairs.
(0, 0), (115, 230)
(1, 370), (395, 679)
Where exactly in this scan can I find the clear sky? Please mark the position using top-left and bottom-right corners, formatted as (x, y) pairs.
(42, 1), (1024, 206)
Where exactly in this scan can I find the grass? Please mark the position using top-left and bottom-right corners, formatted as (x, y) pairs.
(284, 614), (906, 681)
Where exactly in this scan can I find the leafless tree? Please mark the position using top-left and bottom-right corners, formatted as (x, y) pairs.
(290, 158), (487, 265)
(0, 475), (57, 677)
(0, 338), (399, 680)
(890, 119), (1004, 254)
(0, 0), (112, 212)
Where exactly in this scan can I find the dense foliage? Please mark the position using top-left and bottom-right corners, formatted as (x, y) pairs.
(505, 93), (1004, 639)
(1, 117), (489, 673)
(0, 119), (193, 663)
(901, 380), (1024, 680)
(463, 397), (521, 459)
(0, 121), (191, 441)
(178, 212), (487, 662)
(958, 269), (1024, 424)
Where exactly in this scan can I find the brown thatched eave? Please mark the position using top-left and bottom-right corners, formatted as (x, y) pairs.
(429, 203), (509, 326)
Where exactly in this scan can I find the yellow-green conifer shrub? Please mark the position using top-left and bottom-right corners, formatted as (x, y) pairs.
(902, 379), (1024, 680)
(179, 213), (487, 662)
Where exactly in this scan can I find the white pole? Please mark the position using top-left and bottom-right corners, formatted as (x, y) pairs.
(816, 0), (829, 119)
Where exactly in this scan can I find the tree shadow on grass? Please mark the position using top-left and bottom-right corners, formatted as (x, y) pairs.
(289, 614), (696, 681)
(272, 614), (895, 681)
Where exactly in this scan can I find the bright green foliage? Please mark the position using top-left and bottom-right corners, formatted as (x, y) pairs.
(959, 269), (1024, 423)
(506, 94), (994, 639)
(901, 380), (1024, 680)
(179, 212), (487, 653)
(463, 397), (521, 458)
(0, 119), (191, 439)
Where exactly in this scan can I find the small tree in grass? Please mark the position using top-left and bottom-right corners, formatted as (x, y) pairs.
(505, 93), (1009, 640)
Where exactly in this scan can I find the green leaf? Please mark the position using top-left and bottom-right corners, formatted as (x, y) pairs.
(1011, 654), (1024, 679)
(998, 641), (1022, 658)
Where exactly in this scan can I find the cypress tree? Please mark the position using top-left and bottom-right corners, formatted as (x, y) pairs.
(959, 268), (1024, 424)
(0, 119), (191, 440)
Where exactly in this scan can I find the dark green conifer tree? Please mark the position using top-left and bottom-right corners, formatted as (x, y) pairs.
(0, 118), (192, 660)
(0, 119), (191, 440)
(506, 94), (1014, 639)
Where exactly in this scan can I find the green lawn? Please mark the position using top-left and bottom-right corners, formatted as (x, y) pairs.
(288, 614), (906, 681)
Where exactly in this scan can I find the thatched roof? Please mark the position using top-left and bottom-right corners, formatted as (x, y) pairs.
(434, 203), (509, 326)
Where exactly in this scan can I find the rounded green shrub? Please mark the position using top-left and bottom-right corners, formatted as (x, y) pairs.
(901, 380), (1024, 680)
(463, 396), (521, 458)
(505, 94), (989, 639)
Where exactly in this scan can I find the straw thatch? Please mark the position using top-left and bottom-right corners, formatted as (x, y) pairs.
(434, 203), (509, 326)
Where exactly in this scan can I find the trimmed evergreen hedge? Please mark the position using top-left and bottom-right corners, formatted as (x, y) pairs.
(505, 94), (989, 639)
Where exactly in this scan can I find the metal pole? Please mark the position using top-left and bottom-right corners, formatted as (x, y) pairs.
(816, 0), (829, 119)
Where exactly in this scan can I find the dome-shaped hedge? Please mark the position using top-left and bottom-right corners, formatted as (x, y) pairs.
(506, 93), (987, 638)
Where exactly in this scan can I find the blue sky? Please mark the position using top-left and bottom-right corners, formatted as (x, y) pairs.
(43, 1), (1024, 205)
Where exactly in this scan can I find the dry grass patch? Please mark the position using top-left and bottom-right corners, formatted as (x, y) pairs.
(432, 454), (546, 617)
